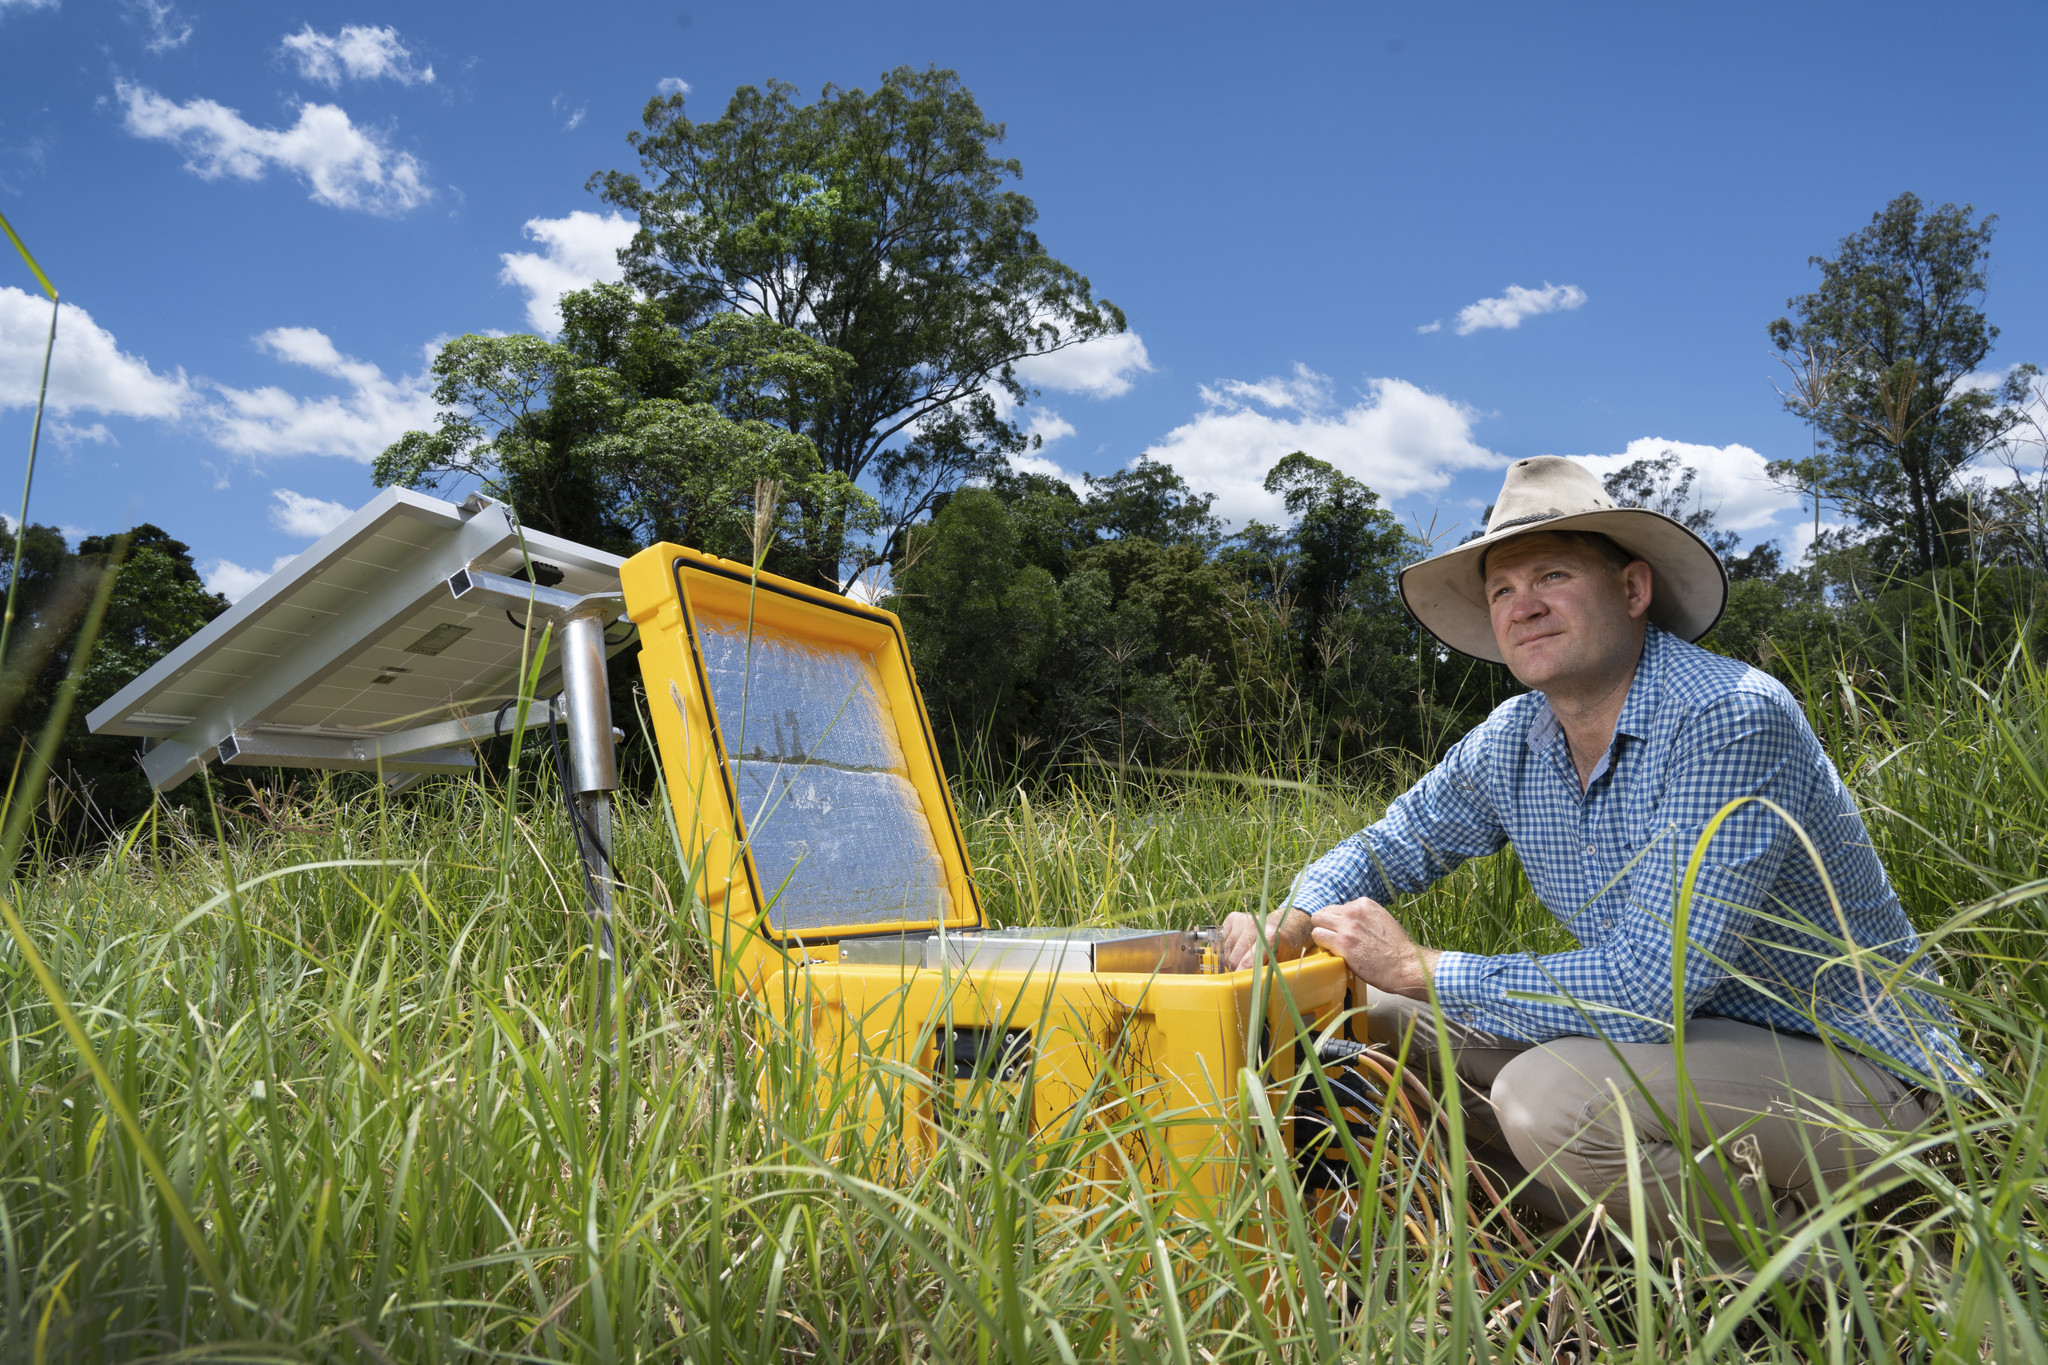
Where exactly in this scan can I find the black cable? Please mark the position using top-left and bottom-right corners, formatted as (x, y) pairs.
(495, 693), (617, 943)
(543, 709), (618, 936)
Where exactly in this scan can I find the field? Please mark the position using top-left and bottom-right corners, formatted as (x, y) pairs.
(3, 642), (2047, 1363)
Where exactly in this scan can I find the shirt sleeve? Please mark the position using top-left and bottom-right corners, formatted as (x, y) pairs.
(1290, 722), (1510, 915)
(1431, 690), (1807, 1044)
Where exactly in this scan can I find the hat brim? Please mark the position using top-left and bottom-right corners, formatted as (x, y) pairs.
(1397, 508), (1729, 664)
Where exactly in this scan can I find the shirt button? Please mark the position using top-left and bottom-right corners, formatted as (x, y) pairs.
(1584, 844), (1596, 856)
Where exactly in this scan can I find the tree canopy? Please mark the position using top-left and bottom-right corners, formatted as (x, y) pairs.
(0, 523), (228, 839)
(373, 284), (880, 583)
(591, 66), (1126, 583)
(1768, 192), (2037, 573)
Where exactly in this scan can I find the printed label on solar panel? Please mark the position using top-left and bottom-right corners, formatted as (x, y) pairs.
(695, 611), (952, 933)
(404, 623), (474, 656)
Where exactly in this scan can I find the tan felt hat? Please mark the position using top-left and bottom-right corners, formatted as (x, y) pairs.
(1397, 455), (1729, 663)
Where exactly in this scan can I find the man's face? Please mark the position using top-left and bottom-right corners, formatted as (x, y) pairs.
(1483, 533), (1653, 692)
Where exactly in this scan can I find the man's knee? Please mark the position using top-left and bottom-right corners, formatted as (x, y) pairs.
(1491, 1040), (1633, 1195)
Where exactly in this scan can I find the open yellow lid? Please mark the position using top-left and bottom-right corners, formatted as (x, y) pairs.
(623, 544), (984, 952)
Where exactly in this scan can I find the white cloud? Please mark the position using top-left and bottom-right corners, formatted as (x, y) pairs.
(1023, 410), (1075, 447)
(1006, 451), (1086, 494)
(202, 553), (295, 603)
(986, 385), (1076, 452)
(280, 24), (433, 87)
(0, 286), (192, 418)
(116, 80), (432, 215)
(125, 0), (191, 51)
(1202, 364), (1330, 413)
(1416, 320), (1442, 334)
(0, 0), (61, 13)
(206, 328), (437, 461)
(550, 94), (587, 131)
(498, 210), (638, 334)
(1145, 365), (1504, 527)
(50, 420), (114, 449)
(1960, 362), (2031, 396)
(1012, 331), (1153, 399)
(1453, 282), (1587, 336)
(1570, 438), (1796, 534)
(656, 77), (691, 97)
(269, 488), (354, 537)
(1970, 369), (2047, 473)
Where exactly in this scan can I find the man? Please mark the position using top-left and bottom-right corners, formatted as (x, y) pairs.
(1219, 456), (1971, 1271)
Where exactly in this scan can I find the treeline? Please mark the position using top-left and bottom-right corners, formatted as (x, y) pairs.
(892, 454), (1490, 773)
(890, 446), (2048, 779)
(0, 523), (228, 838)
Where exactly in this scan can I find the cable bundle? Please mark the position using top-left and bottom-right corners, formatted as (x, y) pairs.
(1292, 1038), (1534, 1292)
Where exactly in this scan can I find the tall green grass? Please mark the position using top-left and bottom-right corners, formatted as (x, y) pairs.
(3, 632), (2047, 1360)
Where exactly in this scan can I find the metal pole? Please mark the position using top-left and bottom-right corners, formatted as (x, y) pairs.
(442, 568), (626, 971)
(557, 605), (620, 990)
(560, 607), (618, 796)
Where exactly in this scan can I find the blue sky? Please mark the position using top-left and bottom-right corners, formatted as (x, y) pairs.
(3, 0), (2044, 598)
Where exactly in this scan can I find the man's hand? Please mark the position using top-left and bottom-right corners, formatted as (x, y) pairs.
(1217, 906), (1313, 971)
(1307, 897), (1440, 1000)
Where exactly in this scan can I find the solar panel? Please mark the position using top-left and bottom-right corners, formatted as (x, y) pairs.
(693, 605), (955, 934)
(87, 488), (631, 790)
(623, 545), (985, 949)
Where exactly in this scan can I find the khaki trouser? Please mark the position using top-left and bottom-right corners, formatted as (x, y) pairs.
(1364, 988), (1935, 1275)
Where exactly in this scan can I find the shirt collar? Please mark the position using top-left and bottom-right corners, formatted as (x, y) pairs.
(1524, 623), (1668, 759)
(1613, 623), (1667, 743)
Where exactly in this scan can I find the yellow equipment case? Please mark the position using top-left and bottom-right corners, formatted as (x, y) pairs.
(621, 544), (1355, 1209)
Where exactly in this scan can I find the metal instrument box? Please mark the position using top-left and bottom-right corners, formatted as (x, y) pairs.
(621, 544), (1350, 1209)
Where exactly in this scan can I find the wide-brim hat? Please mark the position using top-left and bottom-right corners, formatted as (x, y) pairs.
(1398, 455), (1729, 664)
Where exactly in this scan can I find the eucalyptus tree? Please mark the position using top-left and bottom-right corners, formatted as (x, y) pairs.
(0, 523), (227, 835)
(1079, 457), (1223, 551)
(1262, 452), (1416, 670)
(1768, 193), (2037, 573)
(591, 66), (1126, 588)
(1599, 449), (1740, 557)
(374, 284), (878, 583)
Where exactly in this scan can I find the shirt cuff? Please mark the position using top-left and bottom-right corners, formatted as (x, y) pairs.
(1291, 882), (1342, 916)
(1430, 949), (1505, 1027)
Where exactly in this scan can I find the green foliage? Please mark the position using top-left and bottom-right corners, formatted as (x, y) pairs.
(1599, 448), (1742, 558)
(0, 523), (227, 838)
(1856, 566), (2048, 680)
(1259, 453), (1428, 749)
(373, 284), (880, 583)
(897, 472), (1268, 771)
(1698, 573), (1830, 672)
(893, 452), (1514, 776)
(1079, 456), (1222, 550)
(896, 482), (1251, 768)
(1053, 537), (1238, 758)
(592, 67), (1126, 567)
(986, 468), (1088, 578)
(1769, 192), (2039, 573)
(893, 487), (1063, 740)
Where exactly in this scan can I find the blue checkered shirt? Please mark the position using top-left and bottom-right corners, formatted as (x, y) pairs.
(1293, 625), (1974, 1084)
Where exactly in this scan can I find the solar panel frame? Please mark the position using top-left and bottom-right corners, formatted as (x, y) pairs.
(87, 488), (630, 790)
